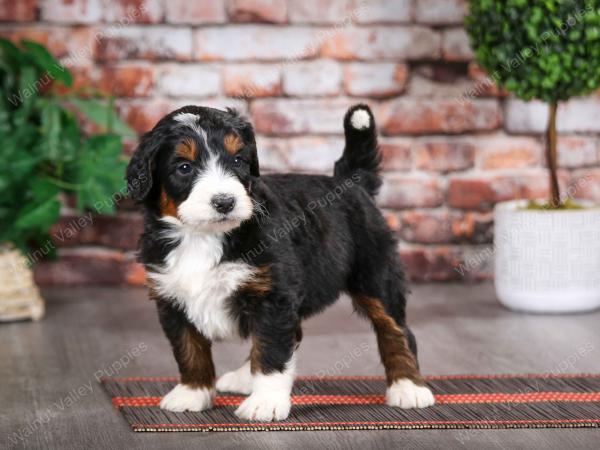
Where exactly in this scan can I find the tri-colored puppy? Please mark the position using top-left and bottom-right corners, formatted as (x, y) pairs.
(126, 104), (435, 421)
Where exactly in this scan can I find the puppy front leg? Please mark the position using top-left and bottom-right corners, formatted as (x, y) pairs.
(156, 299), (216, 412)
(236, 330), (297, 422)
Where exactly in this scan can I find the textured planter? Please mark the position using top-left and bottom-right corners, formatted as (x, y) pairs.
(494, 200), (600, 313)
(0, 244), (44, 322)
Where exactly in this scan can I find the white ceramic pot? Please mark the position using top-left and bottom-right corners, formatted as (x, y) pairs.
(494, 200), (600, 313)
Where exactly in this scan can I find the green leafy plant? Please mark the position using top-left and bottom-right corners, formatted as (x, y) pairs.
(0, 39), (135, 255)
(466, 0), (600, 208)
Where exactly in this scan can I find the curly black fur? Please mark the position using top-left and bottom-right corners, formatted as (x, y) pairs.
(127, 104), (420, 379)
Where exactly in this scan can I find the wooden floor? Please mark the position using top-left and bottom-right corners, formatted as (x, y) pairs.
(1, 284), (600, 449)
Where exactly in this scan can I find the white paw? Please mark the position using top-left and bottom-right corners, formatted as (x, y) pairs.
(159, 383), (214, 412)
(350, 108), (370, 129)
(386, 378), (435, 409)
(235, 391), (292, 422)
(216, 361), (253, 394)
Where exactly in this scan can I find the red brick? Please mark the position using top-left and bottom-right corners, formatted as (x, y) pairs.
(506, 99), (600, 134)
(451, 211), (494, 244)
(194, 26), (318, 61)
(286, 136), (345, 173)
(321, 27), (441, 60)
(504, 99), (547, 134)
(96, 26), (192, 61)
(0, 27), (48, 48)
(474, 135), (542, 170)
(283, 60), (342, 97)
(255, 136), (290, 172)
(558, 136), (599, 169)
(354, 0), (411, 24)
(1, 26), (96, 62)
(407, 73), (476, 99)
(399, 210), (493, 244)
(400, 211), (454, 244)
(54, 65), (93, 95)
(401, 245), (493, 282)
(520, 170), (570, 201)
(256, 136), (348, 173)
(50, 213), (143, 251)
(378, 174), (444, 209)
(415, 0), (467, 25)
(380, 98), (502, 135)
(288, 0), (354, 24)
(41, 0), (103, 23)
(117, 99), (173, 134)
(448, 176), (512, 210)
(251, 98), (353, 135)
(452, 246), (494, 281)
(442, 28), (473, 61)
(121, 140), (137, 157)
(165, 0), (226, 24)
(413, 140), (474, 172)
(467, 63), (506, 97)
(571, 169), (600, 203)
(227, 0), (287, 23)
(448, 171), (570, 210)
(125, 261), (146, 286)
(34, 248), (139, 286)
(258, 136), (344, 173)
(558, 99), (600, 133)
(383, 210), (401, 232)
(156, 64), (220, 98)
(98, 63), (155, 97)
(343, 63), (408, 98)
(0, 0), (37, 21)
(379, 138), (412, 171)
(171, 98), (249, 116)
(400, 246), (461, 282)
(103, 0), (163, 23)
(224, 64), (282, 98)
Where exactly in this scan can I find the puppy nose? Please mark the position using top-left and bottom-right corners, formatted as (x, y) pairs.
(211, 194), (236, 214)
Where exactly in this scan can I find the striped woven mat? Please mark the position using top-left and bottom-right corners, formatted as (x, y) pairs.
(101, 374), (600, 432)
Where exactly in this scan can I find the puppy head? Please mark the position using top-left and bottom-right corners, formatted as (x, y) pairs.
(126, 105), (259, 233)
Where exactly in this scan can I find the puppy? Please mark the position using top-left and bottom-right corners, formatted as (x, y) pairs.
(126, 104), (435, 421)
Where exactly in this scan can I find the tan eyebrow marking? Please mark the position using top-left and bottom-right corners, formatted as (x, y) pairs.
(224, 133), (244, 155)
(175, 138), (197, 161)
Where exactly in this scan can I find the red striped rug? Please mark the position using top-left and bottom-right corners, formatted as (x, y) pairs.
(101, 374), (600, 432)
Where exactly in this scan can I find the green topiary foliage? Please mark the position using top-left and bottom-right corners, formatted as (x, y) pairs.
(466, 0), (600, 103)
(466, 0), (600, 208)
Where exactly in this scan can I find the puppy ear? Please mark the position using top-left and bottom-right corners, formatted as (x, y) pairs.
(126, 131), (162, 202)
(225, 108), (260, 177)
(249, 145), (260, 177)
(236, 116), (260, 177)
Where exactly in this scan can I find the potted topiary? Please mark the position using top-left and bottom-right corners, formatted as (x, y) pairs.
(0, 39), (133, 321)
(466, 1), (600, 312)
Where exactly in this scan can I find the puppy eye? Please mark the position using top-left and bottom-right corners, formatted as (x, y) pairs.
(178, 163), (193, 174)
(233, 155), (243, 166)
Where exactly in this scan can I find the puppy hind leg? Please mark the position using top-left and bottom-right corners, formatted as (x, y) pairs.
(352, 295), (434, 409)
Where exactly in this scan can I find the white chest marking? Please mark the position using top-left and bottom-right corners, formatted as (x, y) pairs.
(148, 222), (254, 341)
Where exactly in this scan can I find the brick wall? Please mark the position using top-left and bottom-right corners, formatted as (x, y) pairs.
(2, 0), (599, 285)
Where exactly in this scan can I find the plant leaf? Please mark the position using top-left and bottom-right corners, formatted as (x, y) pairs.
(69, 98), (135, 138)
(14, 197), (61, 231)
(21, 39), (72, 87)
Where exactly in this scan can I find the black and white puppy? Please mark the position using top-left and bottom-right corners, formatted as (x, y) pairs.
(126, 104), (435, 422)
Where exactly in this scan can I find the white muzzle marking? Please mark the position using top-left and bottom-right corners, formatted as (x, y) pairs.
(178, 157), (253, 233)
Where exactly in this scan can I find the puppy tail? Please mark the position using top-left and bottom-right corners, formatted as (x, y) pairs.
(334, 104), (382, 198)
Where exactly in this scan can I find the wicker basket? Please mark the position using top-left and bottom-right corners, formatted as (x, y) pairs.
(0, 244), (45, 322)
